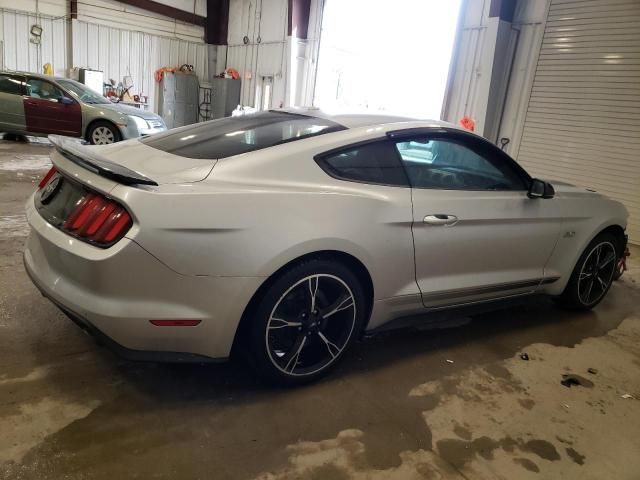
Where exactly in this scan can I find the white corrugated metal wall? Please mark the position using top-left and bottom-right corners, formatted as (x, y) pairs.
(0, 8), (68, 76)
(1, 1), (208, 113)
(224, 0), (321, 110)
(76, 0), (204, 43)
(72, 0), (208, 113)
(72, 20), (208, 113)
(1, 0), (317, 115)
(227, 0), (290, 109)
(515, 0), (640, 242)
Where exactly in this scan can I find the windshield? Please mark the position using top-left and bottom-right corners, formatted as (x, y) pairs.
(57, 79), (110, 105)
(141, 111), (347, 159)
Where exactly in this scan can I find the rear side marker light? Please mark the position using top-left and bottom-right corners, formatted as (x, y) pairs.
(150, 320), (202, 327)
(38, 167), (57, 189)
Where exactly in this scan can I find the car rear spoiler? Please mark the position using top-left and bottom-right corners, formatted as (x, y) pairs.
(48, 135), (158, 186)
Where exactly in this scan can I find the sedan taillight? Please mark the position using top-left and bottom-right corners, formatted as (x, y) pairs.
(62, 193), (132, 246)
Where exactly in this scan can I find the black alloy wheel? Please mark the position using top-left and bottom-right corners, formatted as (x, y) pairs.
(246, 259), (366, 385)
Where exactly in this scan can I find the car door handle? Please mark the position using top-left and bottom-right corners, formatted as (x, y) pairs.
(423, 214), (458, 226)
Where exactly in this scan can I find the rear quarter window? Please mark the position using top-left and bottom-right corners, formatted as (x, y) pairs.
(141, 111), (346, 159)
(0, 74), (25, 95)
(316, 141), (409, 187)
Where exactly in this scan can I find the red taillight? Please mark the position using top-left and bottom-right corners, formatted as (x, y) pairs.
(68, 195), (105, 231)
(84, 203), (117, 236)
(38, 167), (57, 189)
(62, 192), (132, 247)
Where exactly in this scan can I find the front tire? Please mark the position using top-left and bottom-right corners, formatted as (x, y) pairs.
(556, 233), (618, 310)
(245, 258), (367, 386)
(87, 121), (121, 145)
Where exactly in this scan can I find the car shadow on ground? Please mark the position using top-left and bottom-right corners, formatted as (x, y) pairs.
(103, 281), (638, 404)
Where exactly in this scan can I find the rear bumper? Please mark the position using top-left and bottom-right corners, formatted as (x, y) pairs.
(24, 194), (263, 360)
(24, 259), (220, 363)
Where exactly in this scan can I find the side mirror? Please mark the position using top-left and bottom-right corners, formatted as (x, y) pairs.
(528, 178), (555, 199)
(59, 96), (74, 105)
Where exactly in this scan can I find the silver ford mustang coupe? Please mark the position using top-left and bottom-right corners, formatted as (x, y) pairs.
(24, 108), (628, 384)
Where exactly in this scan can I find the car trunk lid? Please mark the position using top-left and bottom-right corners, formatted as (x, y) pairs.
(49, 135), (216, 185)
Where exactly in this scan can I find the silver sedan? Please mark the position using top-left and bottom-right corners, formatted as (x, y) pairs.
(24, 109), (629, 384)
(0, 71), (165, 144)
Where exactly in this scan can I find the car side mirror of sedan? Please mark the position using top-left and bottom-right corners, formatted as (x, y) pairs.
(528, 178), (555, 199)
(59, 96), (75, 105)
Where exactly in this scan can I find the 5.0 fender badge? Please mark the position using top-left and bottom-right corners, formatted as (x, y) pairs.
(40, 175), (62, 204)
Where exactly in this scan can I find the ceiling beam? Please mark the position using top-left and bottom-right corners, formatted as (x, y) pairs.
(116, 0), (206, 27)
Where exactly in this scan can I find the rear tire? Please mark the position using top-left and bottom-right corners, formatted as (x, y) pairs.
(245, 258), (367, 386)
(87, 121), (121, 145)
(555, 233), (618, 310)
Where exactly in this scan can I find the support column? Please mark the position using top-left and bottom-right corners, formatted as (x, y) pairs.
(442, 0), (517, 140)
(205, 0), (230, 45)
(483, 0), (518, 141)
(205, 0), (230, 81)
(286, 0), (314, 107)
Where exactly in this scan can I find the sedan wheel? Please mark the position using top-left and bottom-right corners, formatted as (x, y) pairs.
(87, 122), (121, 145)
(246, 259), (366, 385)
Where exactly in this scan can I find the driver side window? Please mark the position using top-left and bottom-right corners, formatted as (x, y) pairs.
(26, 79), (63, 101)
(395, 137), (526, 191)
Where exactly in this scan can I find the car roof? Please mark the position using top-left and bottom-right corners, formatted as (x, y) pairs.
(0, 70), (74, 82)
(277, 106), (464, 131)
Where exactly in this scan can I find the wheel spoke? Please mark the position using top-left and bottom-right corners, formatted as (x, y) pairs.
(321, 294), (354, 319)
(283, 335), (307, 373)
(308, 276), (319, 312)
(579, 272), (593, 280)
(584, 278), (595, 303)
(268, 317), (303, 330)
(317, 331), (341, 359)
(598, 252), (616, 269)
(594, 245), (602, 266)
(595, 275), (607, 290)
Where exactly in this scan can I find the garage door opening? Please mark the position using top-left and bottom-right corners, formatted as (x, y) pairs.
(314, 0), (462, 119)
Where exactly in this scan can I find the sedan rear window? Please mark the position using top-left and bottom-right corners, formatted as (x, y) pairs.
(141, 111), (346, 159)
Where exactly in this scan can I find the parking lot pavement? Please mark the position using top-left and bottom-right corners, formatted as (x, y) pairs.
(2, 139), (640, 479)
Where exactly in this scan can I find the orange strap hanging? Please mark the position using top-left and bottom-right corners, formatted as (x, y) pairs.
(155, 67), (176, 82)
(225, 68), (240, 80)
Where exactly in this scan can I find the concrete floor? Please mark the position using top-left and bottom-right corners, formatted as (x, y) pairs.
(1, 138), (639, 480)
